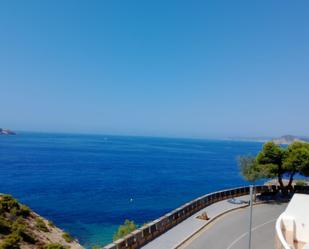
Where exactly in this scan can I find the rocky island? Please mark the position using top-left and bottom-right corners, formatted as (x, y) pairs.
(0, 128), (16, 135)
(0, 194), (84, 249)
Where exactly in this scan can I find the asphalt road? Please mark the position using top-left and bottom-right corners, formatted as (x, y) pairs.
(183, 202), (287, 249)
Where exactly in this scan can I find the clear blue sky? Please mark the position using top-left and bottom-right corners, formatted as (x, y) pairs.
(1, 1), (309, 138)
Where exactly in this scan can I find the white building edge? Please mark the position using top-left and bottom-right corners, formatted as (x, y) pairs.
(276, 193), (309, 249)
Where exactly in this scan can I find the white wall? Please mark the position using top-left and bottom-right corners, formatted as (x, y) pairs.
(283, 194), (309, 243)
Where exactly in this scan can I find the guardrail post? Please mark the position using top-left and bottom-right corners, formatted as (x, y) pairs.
(248, 185), (253, 249)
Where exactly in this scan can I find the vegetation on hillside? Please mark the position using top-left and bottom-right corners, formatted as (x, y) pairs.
(35, 217), (49, 232)
(62, 232), (74, 243)
(0, 194), (80, 249)
(0, 195), (36, 249)
(43, 243), (68, 249)
(238, 141), (309, 191)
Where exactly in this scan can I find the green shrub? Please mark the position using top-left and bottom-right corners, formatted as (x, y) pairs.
(0, 195), (36, 246)
(0, 217), (11, 235)
(43, 243), (67, 249)
(0, 232), (22, 249)
(295, 180), (307, 186)
(20, 230), (36, 244)
(10, 207), (21, 217)
(62, 232), (74, 243)
(0, 195), (19, 213)
(0, 195), (31, 218)
(48, 221), (55, 228)
(113, 219), (137, 241)
(18, 205), (31, 217)
(10, 219), (36, 244)
(11, 220), (26, 234)
(35, 217), (49, 232)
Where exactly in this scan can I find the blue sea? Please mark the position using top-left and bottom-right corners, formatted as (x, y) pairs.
(0, 133), (263, 248)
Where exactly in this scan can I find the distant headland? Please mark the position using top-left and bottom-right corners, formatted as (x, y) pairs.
(228, 135), (309, 145)
(0, 128), (16, 135)
(272, 135), (309, 145)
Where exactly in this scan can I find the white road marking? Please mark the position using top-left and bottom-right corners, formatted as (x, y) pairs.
(226, 218), (277, 249)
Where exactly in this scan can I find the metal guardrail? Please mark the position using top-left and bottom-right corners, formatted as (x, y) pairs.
(103, 185), (275, 249)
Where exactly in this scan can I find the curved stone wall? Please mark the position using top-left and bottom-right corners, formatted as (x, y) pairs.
(103, 185), (276, 249)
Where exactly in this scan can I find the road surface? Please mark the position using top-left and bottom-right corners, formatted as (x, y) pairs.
(182, 202), (287, 249)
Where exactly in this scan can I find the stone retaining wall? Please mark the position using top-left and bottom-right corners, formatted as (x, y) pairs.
(103, 185), (277, 249)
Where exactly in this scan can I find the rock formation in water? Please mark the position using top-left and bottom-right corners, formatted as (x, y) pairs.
(0, 128), (16, 135)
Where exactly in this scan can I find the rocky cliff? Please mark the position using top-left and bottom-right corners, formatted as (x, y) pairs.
(0, 194), (84, 249)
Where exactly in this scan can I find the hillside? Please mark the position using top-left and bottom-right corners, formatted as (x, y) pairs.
(230, 135), (309, 144)
(0, 194), (84, 249)
(272, 135), (309, 145)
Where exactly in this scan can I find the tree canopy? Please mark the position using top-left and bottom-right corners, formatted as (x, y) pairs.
(283, 142), (309, 186)
(238, 141), (309, 191)
(237, 156), (261, 183)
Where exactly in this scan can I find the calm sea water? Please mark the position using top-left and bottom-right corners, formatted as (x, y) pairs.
(0, 133), (263, 248)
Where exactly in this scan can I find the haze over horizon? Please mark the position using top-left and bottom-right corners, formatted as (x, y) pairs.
(3, 129), (309, 142)
(1, 1), (309, 138)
